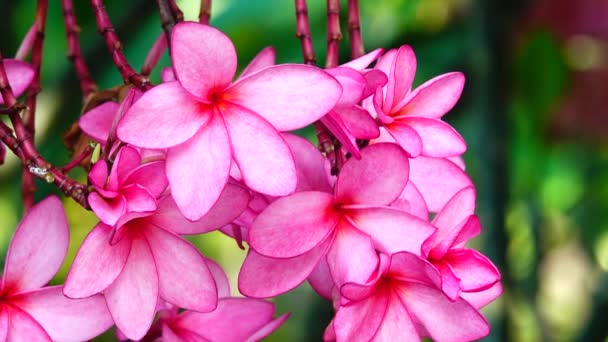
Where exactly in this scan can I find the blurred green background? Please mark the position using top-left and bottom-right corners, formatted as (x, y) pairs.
(1, 0), (607, 341)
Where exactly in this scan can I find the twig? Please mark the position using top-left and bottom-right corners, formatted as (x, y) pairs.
(325, 0), (342, 68)
(62, 0), (98, 99)
(295, 0), (317, 65)
(156, 0), (177, 44)
(60, 143), (94, 172)
(0, 54), (18, 108)
(90, 0), (152, 91)
(347, 0), (365, 59)
(141, 33), (167, 76)
(199, 0), (211, 24)
(168, 0), (184, 22)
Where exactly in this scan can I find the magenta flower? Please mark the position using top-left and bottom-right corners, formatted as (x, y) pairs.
(239, 143), (435, 298)
(422, 186), (502, 303)
(368, 46), (467, 158)
(0, 196), (113, 341)
(0, 59), (35, 105)
(117, 22), (342, 220)
(88, 145), (168, 226)
(64, 185), (250, 340)
(326, 252), (490, 342)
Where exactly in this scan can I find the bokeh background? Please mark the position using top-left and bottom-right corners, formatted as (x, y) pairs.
(1, 0), (607, 341)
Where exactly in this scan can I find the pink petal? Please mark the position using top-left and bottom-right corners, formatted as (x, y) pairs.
(0, 307), (7, 341)
(87, 160), (109, 189)
(308, 258), (334, 300)
(161, 67), (175, 82)
(385, 45), (417, 113)
(227, 64), (342, 131)
(171, 22), (236, 99)
(326, 67), (366, 107)
(445, 249), (500, 292)
(0, 59), (35, 104)
(371, 293), (419, 342)
(321, 111), (361, 158)
(334, 106), (380, 139)
(107, 88), (142, 143)
(12, 286), (113, 341)
(452, 215), (482, 248)
(2, 196), (68, 294)
(341, 48), (383, 71)
(283, 133), (332, 192)
(400, 117), (466, 157)
(248, 191), (337, 258)
(64, 223), (131, 298)
(388, 252), (441, 287)
(432, 186), (476, 232)
(340, 254), (389, 302)
(4, 306), (51, 341)
(223, 104), (297, 196)
(124, 160), (168, 198)
(408, 156), (473, 212)
(104, 236), (159, 340)
(88, 192), (127, 226)
(327, 223), (379, 287)
(384, 122), (423, 157)
(361, 69), (388, 99)
(239, 46), (276, 79)
(344, 207), (434, 255)
(117, 82), (210, 149)
(144, 225), (217, 312)
(396, 282), (490, 342)
(335, 143), (409, 206)
(239, 238), (332, 298)
(166, 115), (231, 221)
(205, 258), (231, 298)
(245, 312), (290, 342)
(373, 49), (397, 77)
(79, 101), (120, 143)
(393, 181), (429, 220)
(460, 282), (503, 309)
(393, 72), (465, 119)
(122, 184), (157, 213)
(436, 261), (462, 300)
(333, 290), (388, 342)
(112, 146), (141, 187)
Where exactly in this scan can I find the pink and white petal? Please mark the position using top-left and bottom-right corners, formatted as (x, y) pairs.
(460, 282), (503, 309)
(205, 258), (231, 298)
(116, 82), (210, 149)
(340, 254), (389, 302)
(396, 282), (490, 342)
(400, 117), (466, 157)
(239, 47), (276, 79)
(124, 160), (168, 198)
(104, 236), (159, 340)
(79, 101), (120, 143)
(64, 223), (131, 298)
(227, 64), (342, 131)
(327, 223), (379, 287)
(321, 111), (361, 159)
(2, 196), (68, 294)
(283, 133), (332, 193)
(161, 67), (176, 82)
(239, 238), (332, 298)
(394, 181), (429, 220)
(122, 184), (157, 213)
(144, 225), (217, 312)
(452, 215), (482, 248)
(361, 69), (388, 99)
(341, 48), (383, 71)
(408, 156), (473, 213)
(373, 49), (397, 84)
(88, 193), (127, 227)
(448, 155), (466, 170)
(344, 206), (434, 255)
(371, 293), (419, 342)
(445, 249), (500, 292)
(334, 106), (380, 139)
(432, 186), (476, 232)
(333, 291), (388, 342)
(308, 257), (334, 300)
(387, 45), (417, 113)
(385, 122), (423, 158)
(248, 191), (338, 258)
(0, 59), (35, 104)
(393, 72), (465, 119)
(12, 286), (113, 342)
(171, 22), (236, 98)
(166, 115), (231, 221)
(326, 67), (366, 107)
(5, 306), (51, 342)
(387, 252), (441, 288)
(436, 262), (462, 300)
(108, 88), (143, 143)
(223, 105), (297, 196)
(335, 143), (409, 206)
(245, 312), (290, 342)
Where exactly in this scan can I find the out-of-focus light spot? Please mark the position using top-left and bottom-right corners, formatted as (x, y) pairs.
(565, 35), (605, 71)
(506, 202), (536, 280)
(508, 296), (542, 342)
(0, 196), (18, 253)
(539, 171), (583, 211)
(177, 0), (230, 22)
(415, 0), (450, 33)
(594, 230), (608, 271)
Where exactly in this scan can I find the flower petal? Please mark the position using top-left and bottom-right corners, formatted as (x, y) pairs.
(117, 82), (210, 149)
(171, 22), (236, 99)
(334, 106), (380, 139)
(308, 258), (334, 300)
(223, 104), (297, 196)
(385, 45), (417, 113)
(327, 223), (379, 287)
(460, 282), (503, 309)
(122, 184), (157, 214)
(400, 117), (466, 157)
(393, 72), (465, 119)
(249, 191), (337, 258)
(227, 64), (342, 131)
(64, 223), (131, 298)
(341, 48), (383, 71)
(104, 236), (159, 340)
(384, 122), (423, 157)
(79, 101), (120, 143)
(327, 67), (366, 107)
(445, 249), (500, 292)
(2, 196), (68, 294)
(283, 133), (332, 192)
(0, 307), (7, 341)
(321, 111), (361, 159)
(371, 293), (419, 342)
(5, 306), (51, 341)
(393, 181), (428, 220)
(333, 290), (388, 342)
(432, 186), (476, 232)
(88, 192), (127, 226)
(112, 146), (141, 187)
(166, 115), (231, 221)
(0, 59), (35, 104)
(144, 225), (217, 312)
(239, 47), (276, 79)
(124, 160), (168, 198)
(335, 143), (409, 206)
(205, 258), (231, 298)
(12, 286), (113, 342)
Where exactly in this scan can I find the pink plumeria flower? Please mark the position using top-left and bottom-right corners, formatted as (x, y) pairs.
(422, 186), (502, 303)
(239, 143), (435, 298)
(64, 185), (250, 340)
(325, 252), (490, 342)
(0, 196), (113, 341)
(368, 46), (467, 158)
(0, 59), (35, 105)
(117, 22), (342, 221)
(88, 145), (168, 226)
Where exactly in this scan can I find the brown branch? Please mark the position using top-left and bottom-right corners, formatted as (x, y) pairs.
(199, 0), (211, 24)
(62, 0), (98, 99)
(295, 0), (317, 65)
(60, 143), (94, 172)
(156, 0), (177, 44)
(325, 0), (342, 68)
(90, 0), (152, 91)
(168, 0), (184, 22)
(347, 0), (365, 59)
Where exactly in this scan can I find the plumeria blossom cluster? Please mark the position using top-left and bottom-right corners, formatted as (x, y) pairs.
(0, 9), (502, 342)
